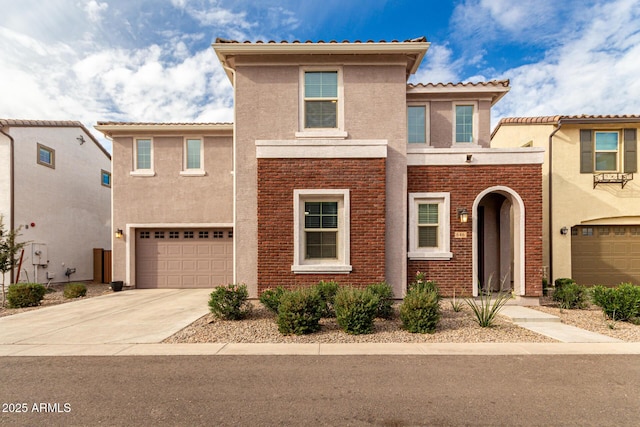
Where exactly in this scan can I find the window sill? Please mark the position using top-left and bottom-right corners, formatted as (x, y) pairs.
(408, 251), (453, 261)
(179, 170), (206, 177)
(130, 170), (156, 177)
(291, 264), (353, 274)
(295, 130), (348, 140)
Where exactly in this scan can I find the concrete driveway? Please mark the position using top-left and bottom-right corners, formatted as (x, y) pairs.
(0, 289), (211, 345)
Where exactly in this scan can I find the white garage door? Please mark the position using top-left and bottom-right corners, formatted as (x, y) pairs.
(136, 229), (233, 289)
(571, 225), (640, 286)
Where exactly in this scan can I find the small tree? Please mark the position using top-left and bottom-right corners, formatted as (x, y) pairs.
(0, 215), (27, 307)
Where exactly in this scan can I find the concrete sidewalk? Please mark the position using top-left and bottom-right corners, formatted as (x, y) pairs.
(1, 291), (638, 356)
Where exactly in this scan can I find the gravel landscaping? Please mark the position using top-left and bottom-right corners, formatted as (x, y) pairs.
(0, 282), (113, 318)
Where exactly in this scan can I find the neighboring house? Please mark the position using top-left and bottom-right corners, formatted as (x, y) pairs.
(491, 115), (640, 286)
(0, 119), (112, 285)
(97, 37), (544, 301)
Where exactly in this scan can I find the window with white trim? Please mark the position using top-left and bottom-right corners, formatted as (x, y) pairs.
(297, 67), (346, 138)
(408, 193), (452, 260)
(594, 131), (619, 171)
(132, 138), (154, 176)
(292, 189), (351, 274)
(181, 138), (205, 176)
(453, 102), (478, 144)
(37, 143), (55, 169)
(408, 105), (427, 144)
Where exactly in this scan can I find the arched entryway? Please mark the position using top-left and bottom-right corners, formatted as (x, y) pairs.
(472, 186), (525, 296)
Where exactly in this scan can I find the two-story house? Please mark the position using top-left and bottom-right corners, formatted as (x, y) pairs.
(97, 37), (544, 301)
(492, 115), (640, 286)
(0, 119), (112, 285)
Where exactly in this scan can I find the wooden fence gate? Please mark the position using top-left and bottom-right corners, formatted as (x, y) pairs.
(93, 248), (112, 283)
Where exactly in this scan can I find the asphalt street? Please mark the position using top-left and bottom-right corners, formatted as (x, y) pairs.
(1, 355), (639, 426)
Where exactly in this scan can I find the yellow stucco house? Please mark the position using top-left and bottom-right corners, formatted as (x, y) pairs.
(491, 115), (640, 286)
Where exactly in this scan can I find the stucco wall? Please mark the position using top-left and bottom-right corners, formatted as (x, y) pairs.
(111, 134), (233, 285)
(0, 134), (10, 221)
(10, 126), (111, 284)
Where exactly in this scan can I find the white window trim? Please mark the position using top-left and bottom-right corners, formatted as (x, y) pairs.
(452, 101), (479, 146)
(594, 130), (620, 172)
(407, 103), (430, 145)
(296, 66), (347, 139)
(180, 137), (205, 176)
(408, 192), (452, 260)
(131, 137), (155, 177)
(292, 189), (352, 274)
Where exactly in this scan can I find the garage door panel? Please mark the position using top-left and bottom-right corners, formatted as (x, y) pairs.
(572, 225), (640, 286)
(136, 229), (233, 289)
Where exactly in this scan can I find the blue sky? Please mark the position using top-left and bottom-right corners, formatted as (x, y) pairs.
(1, 0), (640, 152)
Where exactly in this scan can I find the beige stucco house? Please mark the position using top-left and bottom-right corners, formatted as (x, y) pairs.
(0, 119), (112, 285)
(492, 115), (640, 286)
(97, 37), (545, 301)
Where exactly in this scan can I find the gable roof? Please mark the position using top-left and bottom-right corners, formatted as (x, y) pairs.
(407, 80), (510, 105)
(0, 119), (111, 160)
(492, 114), (640, 138)
(213, 37), (430, 82)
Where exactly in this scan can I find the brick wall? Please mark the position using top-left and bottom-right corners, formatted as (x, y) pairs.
(407, 165), (543, 297)
(257, 158), (386, 294)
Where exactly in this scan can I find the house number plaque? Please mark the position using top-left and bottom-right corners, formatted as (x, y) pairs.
(454, 232), (467, 238)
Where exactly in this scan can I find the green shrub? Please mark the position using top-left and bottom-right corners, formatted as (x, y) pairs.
(63, 282), (87, 299)
(554, 278), (575, 291)
(7, 283), (46, 308)
(465, 290), (512, 327)
(591, 283), (640, 321)
(553, 281), (587, 309)
(400, 289), (440, 333)
(366, 281), (394, 319)
(277, 287), (323, 335)
(259, 286), (288, 314)
(208, 284), (252, 320)
(408, 272), (440, 299)
(334, 287), (380, 335)
(315, 280), (340, 318)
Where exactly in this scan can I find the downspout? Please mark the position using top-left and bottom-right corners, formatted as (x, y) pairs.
(221, 62), (237, 285)
(547, 120), (563, 285)
(0, 125), (16, 283)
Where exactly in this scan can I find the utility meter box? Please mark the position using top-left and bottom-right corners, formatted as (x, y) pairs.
(31, 243), (48, 266)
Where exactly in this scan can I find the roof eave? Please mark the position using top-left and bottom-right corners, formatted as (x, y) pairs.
(94, 123), (234, 137)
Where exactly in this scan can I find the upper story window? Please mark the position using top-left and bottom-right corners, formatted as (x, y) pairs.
(37, 143), (55, 169)
(594, 131), (619, 171)
(297, 67), (346, 139)
(101, 170), (111, 188)
(580, 128), (637, 174)
(408, 106), (427, 144)
(454, 104), (475, 143)
(181, 138), (205, 176)
(131, 138), (155, 176)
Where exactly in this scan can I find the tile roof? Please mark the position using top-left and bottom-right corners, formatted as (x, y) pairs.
(407, 79), (510, 89)
(214, 37), (427, 44)
(491, 114), (640, 139)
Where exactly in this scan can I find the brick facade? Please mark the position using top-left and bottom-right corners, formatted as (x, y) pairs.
(257, 158), (386, 294)
(407, 164), (543, 297)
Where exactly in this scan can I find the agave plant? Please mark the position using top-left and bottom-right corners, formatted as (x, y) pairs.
(465, 275), (513, 327)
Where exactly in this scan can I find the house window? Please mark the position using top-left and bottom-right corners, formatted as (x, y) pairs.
(37, 143), (55, 169)
(132, 138), (154, 176)
(101, 170), (111, 188)
(292, 189), (351, 274)
(297, 67), (346, 138)
(594, 131), (619, 171)
(408, 106), (427, 144)
(408, 193), (452, 260)
(181, 138), (205, 176)
(453, 103), (477, 144)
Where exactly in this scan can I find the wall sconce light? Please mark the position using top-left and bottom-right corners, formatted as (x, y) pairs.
(457, 208), (469, 223)
(115, 229), (124, 239)
(466, 154), (473, 163)
(560, 226), (568, 235)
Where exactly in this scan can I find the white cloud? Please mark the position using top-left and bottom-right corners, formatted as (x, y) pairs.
(83, 0), (109, 23)
(492, 0), (640, 126)
(412, 44), (461, 84)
